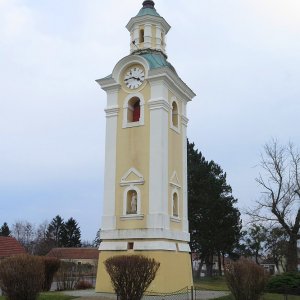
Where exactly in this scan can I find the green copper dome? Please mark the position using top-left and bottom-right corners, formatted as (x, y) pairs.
(136, 0), (161, 17)
(139, 51), (177, 75)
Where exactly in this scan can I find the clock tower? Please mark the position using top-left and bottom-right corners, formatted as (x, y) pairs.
(96, 1), (196, 293)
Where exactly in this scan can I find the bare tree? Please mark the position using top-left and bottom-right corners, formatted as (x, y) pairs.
(12, 220), (35, 253)
(248, 139), (300, 272)
(105, 255), (160, 300)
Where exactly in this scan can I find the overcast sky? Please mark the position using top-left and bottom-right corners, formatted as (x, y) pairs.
(1, 0), (299, 241)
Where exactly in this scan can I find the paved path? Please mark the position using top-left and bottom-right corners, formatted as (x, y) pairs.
(63, 289), (229, 299)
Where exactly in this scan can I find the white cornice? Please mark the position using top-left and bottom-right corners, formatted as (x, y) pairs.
(181, 116), (189, 127)
(148, 98), (170, 112)
(96, 78), (120, 92)
(126, 15), (171, 34)
(100, 228), (190, 242)
(148, 68), (196, 101)
(104, 106), (119, 117)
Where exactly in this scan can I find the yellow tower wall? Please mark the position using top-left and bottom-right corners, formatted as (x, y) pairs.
(96, 250), (193, 293)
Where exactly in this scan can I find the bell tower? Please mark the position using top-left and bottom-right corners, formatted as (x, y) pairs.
(96, 1), (196, 293)
(127, 0), (170, 55)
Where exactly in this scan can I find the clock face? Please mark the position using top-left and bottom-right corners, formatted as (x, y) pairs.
(124, 67), (145, 89)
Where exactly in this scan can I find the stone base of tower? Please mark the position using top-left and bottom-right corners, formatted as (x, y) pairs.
(95, 250), (193, 293)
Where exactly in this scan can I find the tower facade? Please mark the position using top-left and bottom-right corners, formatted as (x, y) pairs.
(96, 1), (195, 293)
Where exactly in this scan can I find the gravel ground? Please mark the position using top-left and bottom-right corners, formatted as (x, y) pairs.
(63, 289), (229, 299)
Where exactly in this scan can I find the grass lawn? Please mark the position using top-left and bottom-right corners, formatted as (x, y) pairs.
(215, 293), (300, 300)
(0, 292), (78, 300)
(194, 276), (229, 291)
(194, 277), (300, 300)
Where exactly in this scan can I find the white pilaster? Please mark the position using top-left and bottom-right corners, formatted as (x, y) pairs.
(101, 88), (120, 230)
(148, 80), (170, 229)
(144, 23), (152, 49)
(155, 26), (162, 51)
(181, 113), (189, 233)
(132, 26), (139, 51)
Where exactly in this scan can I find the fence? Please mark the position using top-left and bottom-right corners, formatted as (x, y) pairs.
(144, 287), (190, 300)
(115, 286), (300, 300)
(115, 287), (229, 300)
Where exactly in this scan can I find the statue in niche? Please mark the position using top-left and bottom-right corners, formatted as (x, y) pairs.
(131, 192), (137, 214)
(173, 194), (178, 217)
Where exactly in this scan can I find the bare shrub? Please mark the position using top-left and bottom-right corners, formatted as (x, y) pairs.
(0, 254), (44, 300)
(55, 261), (79, 291)
(225, 258), (268, 300)
(105, 255), (160, 300)
(41, 257), (60, 291)
(75, 279), (93, 290)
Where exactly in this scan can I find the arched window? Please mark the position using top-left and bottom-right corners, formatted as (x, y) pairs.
(127, 97), (140, 123)
(133, 100), (141, 122)
(172, 192), (179, 217)
(123, 93), (145, 128)
(161, 32), (165, 46)
(126, 190), (138, 215)
(172, 101), (178, 127)
(139, 29), (145, 43)
(170, 99), (180, 133)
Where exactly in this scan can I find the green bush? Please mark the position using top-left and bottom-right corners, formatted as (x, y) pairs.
(41, 257), (60, 291)
(0, 254), (45, 300)
(266, 272), (300, 295)
(225, 258), (268, 300)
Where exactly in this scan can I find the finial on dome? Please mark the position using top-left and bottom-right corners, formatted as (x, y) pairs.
(142, 0), (155, 9)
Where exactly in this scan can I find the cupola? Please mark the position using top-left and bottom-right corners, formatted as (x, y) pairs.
(126, 0), (171, 56)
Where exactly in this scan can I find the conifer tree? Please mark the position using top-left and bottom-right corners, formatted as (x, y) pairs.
(0, 222), (11, 236)
(60, 217), (81, 247)
(188, 140), (242, 277)
(46, 215), (65, 247)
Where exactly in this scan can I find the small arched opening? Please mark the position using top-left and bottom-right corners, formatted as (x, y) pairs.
(172, 192), (179, 217)
(127, 97), (141, 123)
(139, 29), (145, 43)
(172, 101), (179, 127)
(126, 190), (138, 215)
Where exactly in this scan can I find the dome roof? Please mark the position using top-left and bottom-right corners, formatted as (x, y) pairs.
(136, 0), (161, 17)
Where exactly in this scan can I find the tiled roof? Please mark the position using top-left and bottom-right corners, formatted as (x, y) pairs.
(46, 248), (99, 260)
(0, 236), (26, 258)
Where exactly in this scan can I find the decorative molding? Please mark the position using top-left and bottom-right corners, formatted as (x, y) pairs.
(170, 216), (181, 223)
(148, 98), (170, 112)
(100, 228), (190, 242)
(96, 78), (120, 91)
(105, 106), (119, 117)
(99, 241), (128, 251)
(120, 214), (144, 221)
(99, 240), (191, 253)
(178, 243), (191, 252)
(181, 115), (189, 127)
(111, 55), (149, 84)
(120, 167), (145, 186)
(126, 15), (171, 35)
(134, 241), (177, 251)
(169, 171), (181, 188)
